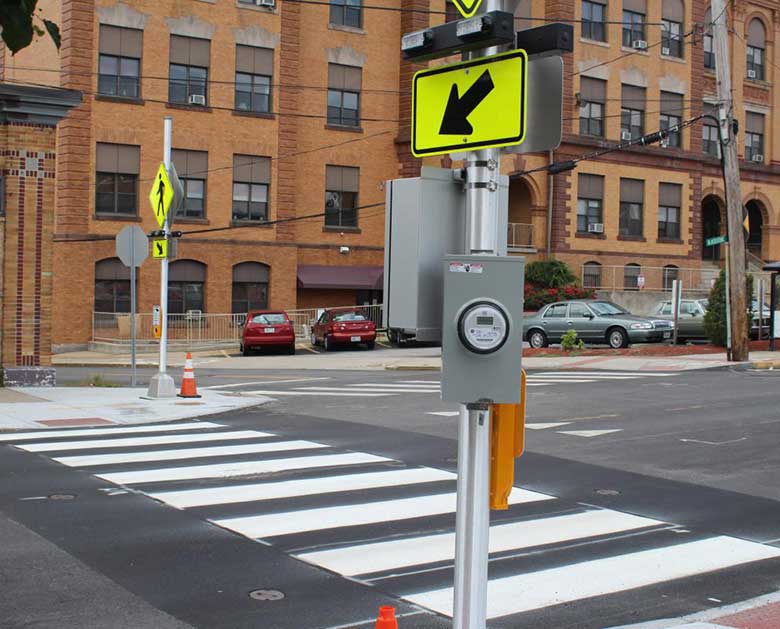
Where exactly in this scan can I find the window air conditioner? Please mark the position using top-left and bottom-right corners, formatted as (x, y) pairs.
(752, 154), (764, 163)
(660, 138), (669, 148)
(632, 40), (648, 50)
(661, 47), (670, 56)
(748, 69), (757, 79)
(188, 94), (206, 106)
(621, 130), (632, 141)
(588, 223), (604, 234)
(257, 0), (275, 6)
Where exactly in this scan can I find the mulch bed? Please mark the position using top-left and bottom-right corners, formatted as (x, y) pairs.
(525, 340), (772, 358)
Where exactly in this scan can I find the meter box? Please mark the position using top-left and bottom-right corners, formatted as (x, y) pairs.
(441, 255), (525, 404)
(383, 167), (508, 344)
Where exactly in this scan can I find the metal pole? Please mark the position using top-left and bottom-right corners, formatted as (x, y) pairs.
(130, 263), (137, 387)
(771, 274), (776, 351)
(711, 0), (749, 361)
(725, 246), (732, 360)
(146, 116), (176, 398)
(758, 279), (764, 341)
(672, 279), (680, 345)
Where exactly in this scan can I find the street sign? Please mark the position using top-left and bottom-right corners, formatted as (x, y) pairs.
(149, 163), (174, 228)
(411, 49), (527, 157)
(115, 225), (148, 268)
(706, 234), (728, 247)
(152, 239), (168, 259)
(451, 0), (483, 18)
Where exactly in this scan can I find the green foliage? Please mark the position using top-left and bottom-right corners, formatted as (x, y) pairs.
(0, 0), (60, 54)
(525, 260), (577, 289)
(560, 329), (585, 352)
(703, 269), (754, 346)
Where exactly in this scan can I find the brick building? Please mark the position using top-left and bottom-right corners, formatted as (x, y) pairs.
(2, 0), (780, 352)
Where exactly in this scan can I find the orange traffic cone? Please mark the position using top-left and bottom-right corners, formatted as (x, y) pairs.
(178, 352), (201, 398)
(374, 606), (398, 629)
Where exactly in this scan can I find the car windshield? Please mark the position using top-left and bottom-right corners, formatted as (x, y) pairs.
(251, 313), (286, 325)
(588, 302), (628, 316)
(332, 312), (367, 322)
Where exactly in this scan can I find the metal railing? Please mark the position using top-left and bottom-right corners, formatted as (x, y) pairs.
(507, 223), (534, 249)
(581, 264), (773, 293)
(93, 303), (386, 347)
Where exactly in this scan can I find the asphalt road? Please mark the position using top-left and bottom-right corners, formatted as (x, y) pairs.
(3, 366), (780, 627)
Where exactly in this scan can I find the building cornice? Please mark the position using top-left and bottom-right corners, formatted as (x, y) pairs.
(0, 83), (82, 125)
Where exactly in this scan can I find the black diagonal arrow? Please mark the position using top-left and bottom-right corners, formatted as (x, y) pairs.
(439, 69), (495, 136)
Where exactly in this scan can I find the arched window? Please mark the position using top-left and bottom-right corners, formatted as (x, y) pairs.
(94, 258), (131, 313)
(663, 265), (679, 291)
(624, 263), (641, 290)
(168, 260), (206, 314)
(703, 8), (715, 69)
(583, 261), (602, 289)
(662, 0), (684, 58)
(232, 262), (269, 314)
(747, 18), (767, 80)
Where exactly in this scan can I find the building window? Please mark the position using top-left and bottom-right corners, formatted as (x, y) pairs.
(582, 1), (606, 42)
(703, 8), (715, 69)
(622, 9), (645, 47)
(327, 63), (361, 127)
(94, 258), (132, 313)
(98, 25), (142, 98)
(745, 112), (765, 163)
(746, 19), (766, 80)
(330, 0), (362, 28)
(172, 149), (208, 219)
(169, 35), (210, 106)
(702, 105), (721, 157)
(325, 165), (359, 228)
(663, 265), (679, 290)
(577, 174), (604, 233)
(658, 183), (682, 240)
(233, 154), (270, 222)
(95, 143), (139, 216)
(621, 84), (645, 140)
(660, 91), (683, 148)
(624, 263), (641, 290)
(661, 1), (683, 57)
(579, 77), (605, 137)
(619, 178), (644, 237)
(235, 45), (272, 114)
(168, 260), (206, 314)
(232, 262), (269, 314)
(583, 261), (602, 288)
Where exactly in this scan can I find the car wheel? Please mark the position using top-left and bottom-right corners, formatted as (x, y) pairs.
(366, 340), (375, 350)
(310, 332), (318, 347)
(242, 344), (251, 356)
(324, 335), (332, 352)
(607, 327), (628, 349)
(287, 344), (296, 355)
(388, 329), (402, 346)
(528, 329), (548, 349)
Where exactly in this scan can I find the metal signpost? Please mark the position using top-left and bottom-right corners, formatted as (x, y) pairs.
(115, 225), (148, 387)
(671, 279), (681, 345)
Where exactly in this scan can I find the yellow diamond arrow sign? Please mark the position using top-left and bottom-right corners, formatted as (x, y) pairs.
(149, 163), (174, 228)
(411, 49), (527, 157)
(451, 0), (483, 18)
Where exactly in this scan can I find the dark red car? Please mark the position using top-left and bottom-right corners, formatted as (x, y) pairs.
(241, 311), (296, 356)
(310, 309), (376, 351)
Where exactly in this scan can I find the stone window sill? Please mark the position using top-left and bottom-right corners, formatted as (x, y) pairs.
(656, 237), (683, 244)
(172, 217), (209, 225)
(621, 46), (649, 56)
(166, 102), (213, 113)
(617, 234), (647, 242)
(323, 225), (361, 233)
(575, 231), (606, 239)
(231, 220), (272, 228)
(328, 23), (365, 35)
(94, 213), (141, 222)
(235, 0), (278, 15)
(325, 124), (364, 134)
(232, 109), (275, 120)
(95, 95), (145, 106)
(745, 78), (771, 89)
(580, 37), (609, 49)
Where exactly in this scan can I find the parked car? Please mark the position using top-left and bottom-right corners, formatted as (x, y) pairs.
(523, 300), (674, 349)
(311, 308), (376, 351)
(651, 298), (708, 342)
(240, 311), (296, 356)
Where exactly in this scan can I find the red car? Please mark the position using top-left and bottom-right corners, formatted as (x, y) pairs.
(241, 310), (296, 356)
(311, 309), (376, 351)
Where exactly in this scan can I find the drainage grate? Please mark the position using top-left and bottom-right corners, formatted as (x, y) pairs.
(249, 589), (285, 601)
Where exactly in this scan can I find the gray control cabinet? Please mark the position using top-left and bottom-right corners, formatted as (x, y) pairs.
(383, 167), (508, 343)
(441, 255), (525, 404)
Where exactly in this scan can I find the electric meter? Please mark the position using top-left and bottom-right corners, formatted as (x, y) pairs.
(457, 301), (509, 354)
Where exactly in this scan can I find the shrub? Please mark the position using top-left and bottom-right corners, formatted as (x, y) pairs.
(703, 269), (754, 346)
(560, 329), (585, 352)
(524, 285), (595, 311)
(525, 260), (577, 289)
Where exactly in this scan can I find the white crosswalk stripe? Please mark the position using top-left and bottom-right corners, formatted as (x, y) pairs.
(4, 417), (777, 626)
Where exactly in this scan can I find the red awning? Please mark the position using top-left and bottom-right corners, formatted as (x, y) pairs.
(297, 265), (384, 290)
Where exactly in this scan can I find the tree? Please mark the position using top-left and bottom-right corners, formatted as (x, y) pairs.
(704, 269), (753, 346)
(525, 260), (577, 289)
(0, 0), (60, 54)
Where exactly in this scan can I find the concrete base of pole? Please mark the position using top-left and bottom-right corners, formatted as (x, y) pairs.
(143, 373), (176, 399)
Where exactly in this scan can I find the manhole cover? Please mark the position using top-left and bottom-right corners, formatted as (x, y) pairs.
(48, 493), (76, 501)
(595, 489), (620, 496)
(249, 589), (285, 601)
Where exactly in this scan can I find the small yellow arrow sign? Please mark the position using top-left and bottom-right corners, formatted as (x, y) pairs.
(152, 239), (168, 259)
(451, 0), (483, 18)
(149, 163), (174, 228)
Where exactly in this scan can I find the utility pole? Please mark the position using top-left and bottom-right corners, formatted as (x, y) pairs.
(711, 0), (749, 361)
(146, 116), (176, 398)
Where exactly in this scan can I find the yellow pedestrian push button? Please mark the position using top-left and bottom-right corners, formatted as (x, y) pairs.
(489, 369), (527, 510)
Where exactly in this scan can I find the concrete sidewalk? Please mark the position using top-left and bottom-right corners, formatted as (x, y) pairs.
(0, 387), (270, 431)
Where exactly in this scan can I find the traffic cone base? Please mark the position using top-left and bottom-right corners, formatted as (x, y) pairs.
(178, 352), (202, 398)
(375, 605), (398, 629)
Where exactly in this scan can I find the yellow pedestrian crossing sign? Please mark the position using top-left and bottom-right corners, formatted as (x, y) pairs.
(451, 0), (483, 18)
(149, 163), (174, 228)
(152, 239), (168, 259)
(412, 49), (527, 157)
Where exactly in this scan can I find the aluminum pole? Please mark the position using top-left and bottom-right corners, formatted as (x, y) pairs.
(130, 263), (137, 387)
